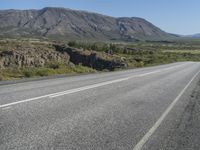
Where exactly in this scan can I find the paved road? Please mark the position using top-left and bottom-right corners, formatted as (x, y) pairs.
(0, 62), (200, 150)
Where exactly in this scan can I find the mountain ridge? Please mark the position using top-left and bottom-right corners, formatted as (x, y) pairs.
(0, 7), (176, 41)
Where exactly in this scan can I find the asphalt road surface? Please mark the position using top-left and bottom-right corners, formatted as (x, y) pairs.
(0, 62), (200, 150)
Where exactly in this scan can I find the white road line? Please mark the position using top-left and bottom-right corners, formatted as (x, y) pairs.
(137, 70), (161, 77)
(51, 64), (186, 98)
(2, 106), (11, 110)
(0, 64), (186, 108)
(0, 95), (49, 108)
(133, 70), (200, 150)
(49, 77), (130, 98)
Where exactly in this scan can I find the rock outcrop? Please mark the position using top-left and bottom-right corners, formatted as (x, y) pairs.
(0, 48), (70, 69)
(55, 45), (127, 70)
(0, 42), (127, 71)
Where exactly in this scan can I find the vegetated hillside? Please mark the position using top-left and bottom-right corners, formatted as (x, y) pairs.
(0, 7), (176, 41)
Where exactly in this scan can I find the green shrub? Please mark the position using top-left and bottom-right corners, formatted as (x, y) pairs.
(35, 68), (52, 76)
(23, 70), (33, 77)
(46, 62), (60, 69)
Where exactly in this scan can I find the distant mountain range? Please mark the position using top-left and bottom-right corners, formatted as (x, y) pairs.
(186, 33), (200, 38)
(179, 33), (200, 38)
(0, 7), (177, 41)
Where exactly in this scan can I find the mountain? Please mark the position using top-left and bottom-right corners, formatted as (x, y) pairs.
(182, 33), (200, 38)
(189, 34), (200, 38)
(0, 7), (176, 41)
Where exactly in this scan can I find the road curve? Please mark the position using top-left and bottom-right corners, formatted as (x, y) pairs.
(0, 62), (200, 150)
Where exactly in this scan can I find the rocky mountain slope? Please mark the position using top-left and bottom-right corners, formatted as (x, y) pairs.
(0, 7), (175, 41)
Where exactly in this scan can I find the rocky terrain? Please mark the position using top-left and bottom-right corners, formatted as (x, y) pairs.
(55, 45), (127, 70)
(0, 7), (176, 41)
(0, 48), (70, 69)
(0, 41), (127, 71)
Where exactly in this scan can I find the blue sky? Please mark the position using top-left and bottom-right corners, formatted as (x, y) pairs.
(1, 0), (199, 35)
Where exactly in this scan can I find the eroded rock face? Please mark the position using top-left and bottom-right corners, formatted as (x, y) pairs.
(0, 43), (127, 71)
(0, 48), (70, 69)
(55, 45), (127, 70)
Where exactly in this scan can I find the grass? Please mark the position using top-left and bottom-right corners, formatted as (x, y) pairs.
(0, 38), (54, 52)
(117, 48), (200, 68)
(163, 49), (200, 54)
(0, 65), (96, 80)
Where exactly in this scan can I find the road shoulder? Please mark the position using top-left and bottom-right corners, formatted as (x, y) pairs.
(142, 75), (200, 150)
